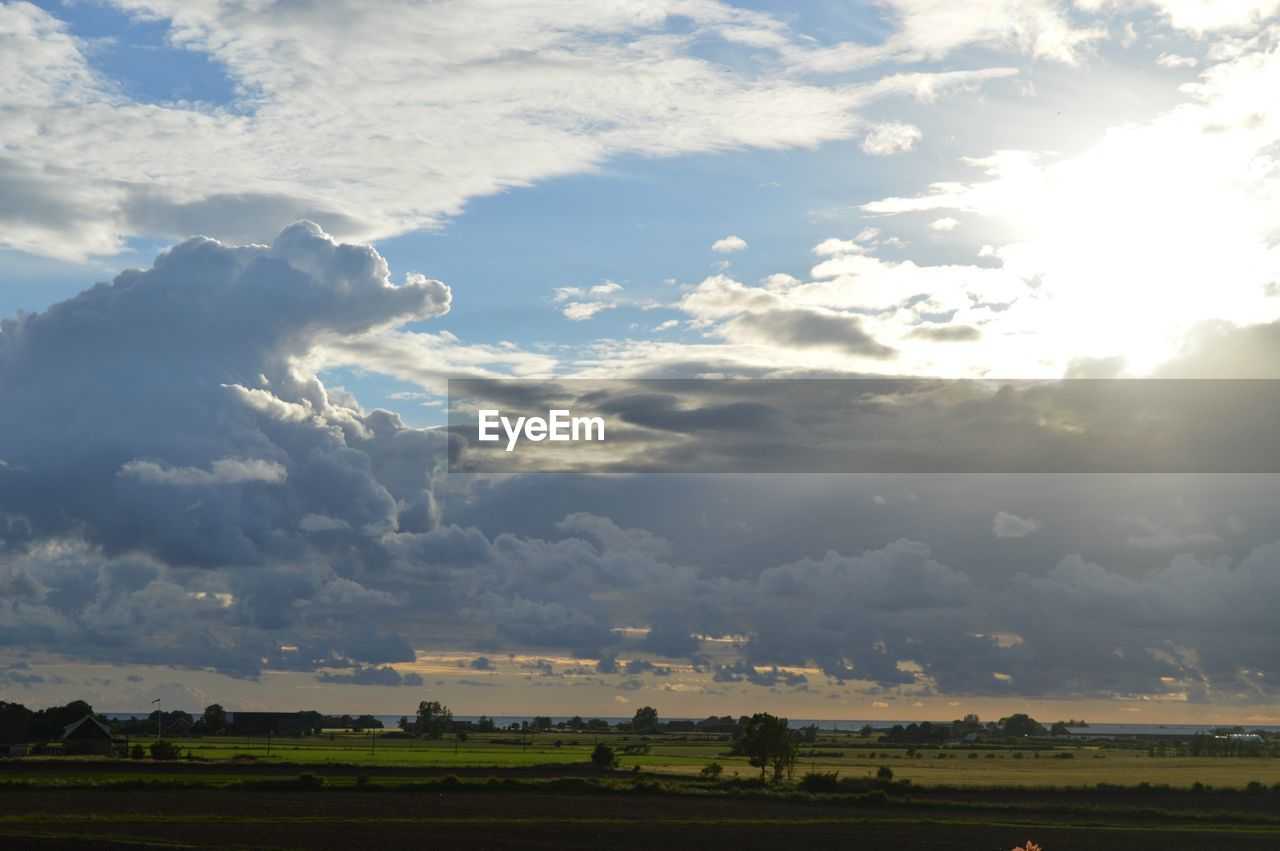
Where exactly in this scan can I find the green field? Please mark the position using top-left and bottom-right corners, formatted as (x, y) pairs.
(22, 729), (1280, 790)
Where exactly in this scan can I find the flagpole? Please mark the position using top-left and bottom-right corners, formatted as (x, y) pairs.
(152, 698), (161, 740)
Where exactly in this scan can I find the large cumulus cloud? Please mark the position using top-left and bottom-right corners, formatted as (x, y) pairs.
(0, 222), (448, 678)
(0, 221), (448, 564)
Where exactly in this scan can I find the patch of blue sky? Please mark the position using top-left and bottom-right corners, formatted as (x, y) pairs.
(377, 143), (894, 345)
(730, 0), (894, 47)
(0, 234), (173, 317)
(31, 0), (242, 107)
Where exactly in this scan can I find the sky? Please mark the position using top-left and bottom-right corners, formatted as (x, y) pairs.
(2, 0), (1280, 723)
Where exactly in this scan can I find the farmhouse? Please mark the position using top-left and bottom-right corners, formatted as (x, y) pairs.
(164, 715), (194, 736)
(61, 715), (121, 756)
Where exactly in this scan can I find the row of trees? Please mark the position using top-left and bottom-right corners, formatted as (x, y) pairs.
(1, 699), (402, 742)
(398, 703), (669, 739)
(877, 713), (1070, 744)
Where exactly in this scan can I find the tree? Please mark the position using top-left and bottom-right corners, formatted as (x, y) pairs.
(202, 704), (227, 735)
(735, 712), (794, 782)
(591, 743), (617, 770)
(999, 714), (1047, 738)
(631, 705), (659, 733)
(0, 701), (31, 724)
(353, 714), (384, 732)
(416, 700), (453, 739)
(531, 715), (553, 732)
(296, 710), (325, 736)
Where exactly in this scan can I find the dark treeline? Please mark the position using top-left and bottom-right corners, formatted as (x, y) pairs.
(877, 712), (1049, 744)
(5, 698), (1277, 761)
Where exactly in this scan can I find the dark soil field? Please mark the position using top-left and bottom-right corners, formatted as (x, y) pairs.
(3, 784), (1279, 850)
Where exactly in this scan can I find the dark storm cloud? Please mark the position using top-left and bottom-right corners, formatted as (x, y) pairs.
(449, 378), (1280, 473)
(406, 513), (1280, 702)
(316, 665), (425, 687)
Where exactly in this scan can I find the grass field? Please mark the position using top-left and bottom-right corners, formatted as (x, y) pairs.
(122, 731), (1280, 790)
(4, 731), (1280, 848)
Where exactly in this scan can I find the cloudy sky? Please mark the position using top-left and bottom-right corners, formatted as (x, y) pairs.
(3, 0), (1280, 723)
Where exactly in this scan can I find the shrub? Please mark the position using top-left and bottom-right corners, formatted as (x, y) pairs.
(355, 775), (371, 788)
(591, 743), (617, 770)
(699, 762), (723, 778)
(148, 740), (181, 761)
(295, 773), (324, 789)
(876, 765), (894, 781)
(799, 771), (841, 793)
(129, 744), (145, 760)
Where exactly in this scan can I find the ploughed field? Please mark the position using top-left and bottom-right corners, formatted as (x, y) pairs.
(2, 781), (1280, 850)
